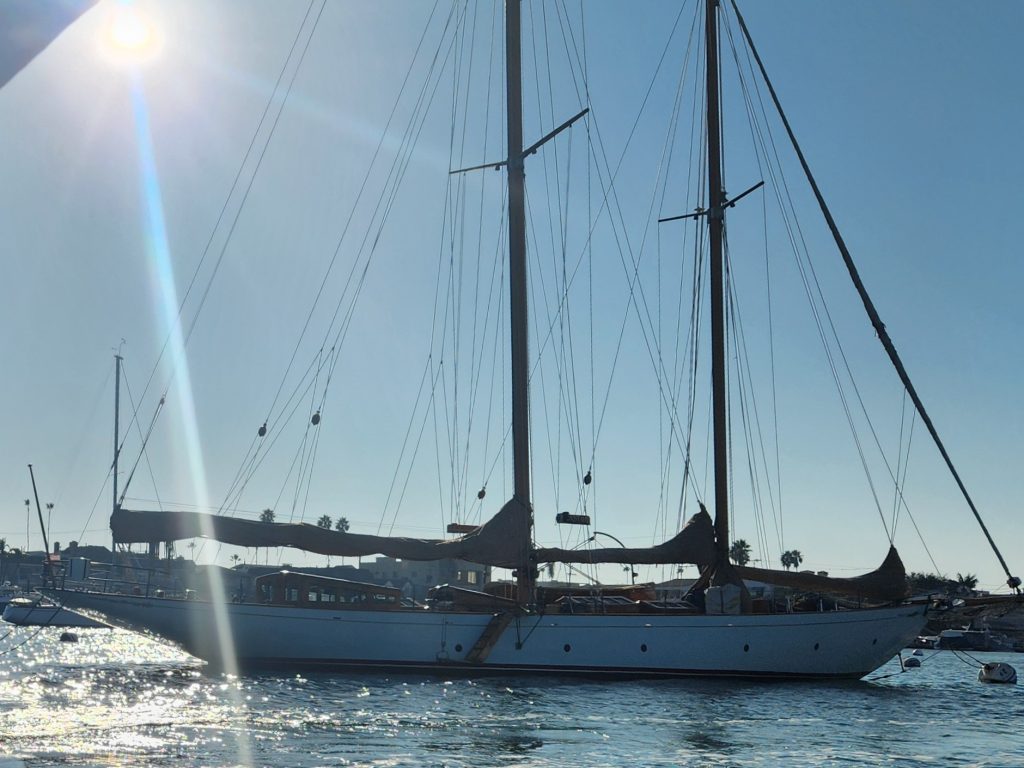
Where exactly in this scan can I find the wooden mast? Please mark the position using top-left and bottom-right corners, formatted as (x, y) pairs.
(705, 0), (730, 563)
(505, 0), (534, 600)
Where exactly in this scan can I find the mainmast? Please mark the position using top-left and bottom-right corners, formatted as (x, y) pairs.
(705, 0), (730, 562)
(505, 0), (534, 599)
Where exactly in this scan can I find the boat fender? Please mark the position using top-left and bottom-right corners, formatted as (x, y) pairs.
(912, 649), (924, 656)
(978, 662), (1017, 684)
(903, 657), (921, 668)
(59, 632), (78, 643)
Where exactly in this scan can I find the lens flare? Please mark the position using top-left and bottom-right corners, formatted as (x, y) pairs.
(101, 5), (161, 63)
(127, 74), (252, 767)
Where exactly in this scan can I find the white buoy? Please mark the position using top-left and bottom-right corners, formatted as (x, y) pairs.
(904, 656), (921, 668)
(978, 662), (1017, 684)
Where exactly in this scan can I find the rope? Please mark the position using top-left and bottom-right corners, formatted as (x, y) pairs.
(865, 648), (943, 682)
(0, 601), (71, 657)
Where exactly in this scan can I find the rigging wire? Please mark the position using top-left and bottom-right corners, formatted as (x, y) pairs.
(556, 1), (711, 509)
(720, 3), (972, 581)
(225, 1), (461, 526)
(118, 0), (327, 505)
(718, 5), (894, 541)
(52, 361), (113, 508)
(117, 360), (165, 514)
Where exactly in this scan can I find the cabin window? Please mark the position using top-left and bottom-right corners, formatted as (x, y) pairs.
(466, 571), (479, 585)
(286, 587), (299, 603)
(322, 590), (336, 603)
(308, 590), (319, 602)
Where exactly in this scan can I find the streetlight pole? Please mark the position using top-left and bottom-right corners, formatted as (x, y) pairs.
(24, 499), (30, 552)
(590, 530), (637, 585)
(46, 503), (54, 547)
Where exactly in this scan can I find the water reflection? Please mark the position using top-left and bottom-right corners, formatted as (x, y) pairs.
(2, 630), (1022, 767)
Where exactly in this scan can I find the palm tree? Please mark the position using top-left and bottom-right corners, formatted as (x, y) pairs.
(956, 572), (978, 593)
(781, 550), (803, 571)
(9, 547), (22, 582)
(317, 517), (333, 565)
(259, 509), (275, 564)
(333, 517), (351, 567)
(729, 539), (752, 566)
(230, 554), (241, 568)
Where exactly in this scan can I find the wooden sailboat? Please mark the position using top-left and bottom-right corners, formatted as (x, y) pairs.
(53, 0), (1022, 678)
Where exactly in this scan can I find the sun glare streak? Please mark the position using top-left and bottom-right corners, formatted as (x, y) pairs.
(127, 73), (253, 768)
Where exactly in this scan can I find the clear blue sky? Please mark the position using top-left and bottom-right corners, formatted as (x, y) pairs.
(1, 1), (1021, 592)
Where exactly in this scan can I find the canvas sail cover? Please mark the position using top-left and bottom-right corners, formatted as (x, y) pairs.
(111, 497), (530, 569)
(533, 509), (718, 567)
(734, 546), (909, 602)
(113, 504), (716, 568)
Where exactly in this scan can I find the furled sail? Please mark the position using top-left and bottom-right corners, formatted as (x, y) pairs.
(734, 546), (909, 602)
(533, 509), (718, 567)
(111, 497), (530, 568)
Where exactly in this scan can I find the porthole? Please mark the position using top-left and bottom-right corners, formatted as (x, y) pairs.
(743, 644), (749, 652)
(872, 638), (878, 645)
(563, 643), (571, 653)
(640, 643), (648, 653)
(455, 644), (463, 653)
(814, 642), (820, 651)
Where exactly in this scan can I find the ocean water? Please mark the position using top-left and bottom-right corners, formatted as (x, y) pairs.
(0, 627), (1021, 767)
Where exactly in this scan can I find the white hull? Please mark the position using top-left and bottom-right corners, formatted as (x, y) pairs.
(50, 589), (924, 679)
(2, 600), (110, 628)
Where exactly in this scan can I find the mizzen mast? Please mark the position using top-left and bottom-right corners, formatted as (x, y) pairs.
(705, 0), (730, 563)
(505, 0), (534, 600)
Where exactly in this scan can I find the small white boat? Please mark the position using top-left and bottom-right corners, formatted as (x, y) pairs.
(0, 585), (23, 611)
(1, 596), (109, 628)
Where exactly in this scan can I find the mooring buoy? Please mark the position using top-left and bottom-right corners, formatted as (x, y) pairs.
(978, 662), (1016, 684)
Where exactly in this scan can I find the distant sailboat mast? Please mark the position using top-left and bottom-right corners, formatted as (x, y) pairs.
(505, 0), (534, 601)
(112, 352), (123, 555)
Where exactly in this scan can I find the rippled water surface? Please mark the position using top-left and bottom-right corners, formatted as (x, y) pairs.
(1, 627), (1022, 767)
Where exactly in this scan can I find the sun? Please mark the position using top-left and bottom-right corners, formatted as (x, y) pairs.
(101, 5), (162, 63)
(110, 9), (152, 50)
